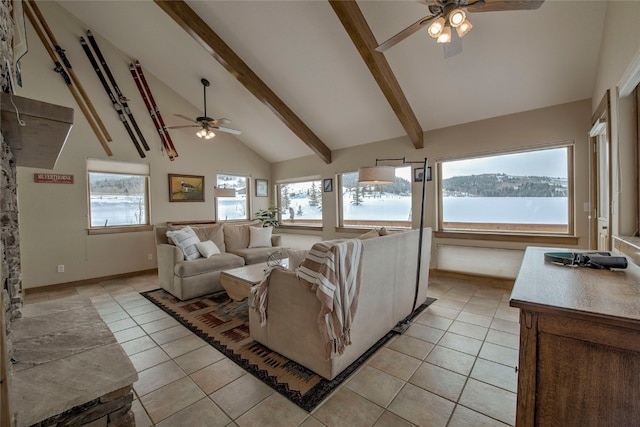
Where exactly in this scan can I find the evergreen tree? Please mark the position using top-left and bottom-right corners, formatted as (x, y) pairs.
(351, 186), (364, 206)
(309, 182), (320, 207)
(281, 185), (291, 210)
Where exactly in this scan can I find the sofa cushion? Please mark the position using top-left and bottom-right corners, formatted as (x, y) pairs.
(286, 249), (309, 270)
(228, 247), (278, 265)
(358, 229), (380, 240)
(223, 221), (261, 251)
(169, 223), (226, 253)
(174, 253), (244, 277)
(196, 240), (221, 258)
(166, 226), (201, 261)
(249, 226), (273, 248)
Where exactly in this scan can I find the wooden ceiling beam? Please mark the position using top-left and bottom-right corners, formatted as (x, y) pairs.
(154, 0), (332, 164)
(329, 0), (424, 149)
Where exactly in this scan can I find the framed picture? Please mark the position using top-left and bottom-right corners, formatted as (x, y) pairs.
(323, 178), (333, 192)
(168, 174), (205, 202)
(413, 168), (424, 183)
(256, 179), (268, 197)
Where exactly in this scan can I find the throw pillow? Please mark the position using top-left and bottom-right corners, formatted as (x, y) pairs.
(358, 229), (380, 240)
(196, 240), (221, 258)
(191, 223), (226, 253)
(286, 248), (309, 271)
(223, 221), (261, 251)
(166, 226), (201, 260)
(249, 226), (273, 248)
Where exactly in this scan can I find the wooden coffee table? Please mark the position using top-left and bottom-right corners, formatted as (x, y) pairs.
(220, 260), (288, 301)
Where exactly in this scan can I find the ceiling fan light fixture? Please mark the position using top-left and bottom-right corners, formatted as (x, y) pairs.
(456, 19), (473, 37)
(427, 17), (445, 38)
(196, 128), (208, 138)
(449, 9), (466, 27)
(204, 129), (216, 139)
(436, 25), (452, 43)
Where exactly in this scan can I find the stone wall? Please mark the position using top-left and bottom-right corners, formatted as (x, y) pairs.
(1, 132), (22, 361)
(30, 386), (134, 427)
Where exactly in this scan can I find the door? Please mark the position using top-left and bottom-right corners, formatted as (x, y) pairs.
(595, 129), (610, 250)
(589, 92), (611, 251)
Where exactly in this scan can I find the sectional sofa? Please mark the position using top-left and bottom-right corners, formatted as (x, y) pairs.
(155, 221), (283, 300)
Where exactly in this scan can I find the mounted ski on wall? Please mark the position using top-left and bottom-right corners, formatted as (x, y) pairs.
(86, 30), (150, 153)
(80, 36), (145, 158)
(129, 61), (178, 160)
(23, 1), (112, 156)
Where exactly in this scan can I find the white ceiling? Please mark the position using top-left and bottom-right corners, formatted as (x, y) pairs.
(58, 0), (607, 163)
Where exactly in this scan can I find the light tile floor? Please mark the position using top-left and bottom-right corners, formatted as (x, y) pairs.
(24, 273), (521, 427)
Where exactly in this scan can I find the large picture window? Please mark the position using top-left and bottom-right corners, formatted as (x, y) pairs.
(438, 146), (572, 234)
(216, 174), (249, 221)
(88, 159), (150, 232)
(277, 179), (323, 226)
(339, 166), (412, 228)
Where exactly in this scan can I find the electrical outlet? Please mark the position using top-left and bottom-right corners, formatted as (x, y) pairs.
(147, 253), (153, 261)
(57, 265), (64, 273)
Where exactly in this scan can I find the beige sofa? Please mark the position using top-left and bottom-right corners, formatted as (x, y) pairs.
(155, 221), (283, 300)
(248, 227), (432, 380)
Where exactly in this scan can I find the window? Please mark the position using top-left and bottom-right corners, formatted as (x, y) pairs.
(438, 146), (572, 234)
(339, 166), (412, 228)
(277, 179), (323, 226)
(215, 174), (249, 221)
(87, 158), (150, 233)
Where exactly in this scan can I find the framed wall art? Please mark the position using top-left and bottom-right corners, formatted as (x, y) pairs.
(255, 179), (268, 197)
(169, 174), (205, 202)
(323, 178), (333, 192)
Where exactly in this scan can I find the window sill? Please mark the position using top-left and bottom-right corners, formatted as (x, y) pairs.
(434, 230), (579, 245)
(276, 224), (322, 232)
(87, 225), (153, 235)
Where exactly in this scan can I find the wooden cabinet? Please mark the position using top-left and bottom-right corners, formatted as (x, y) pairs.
(510, 247), (640, 426)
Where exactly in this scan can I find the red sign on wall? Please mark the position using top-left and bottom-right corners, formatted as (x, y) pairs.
(33, 173), (74, 184)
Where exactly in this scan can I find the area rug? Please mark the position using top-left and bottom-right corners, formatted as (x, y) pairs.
(141, 288), (436, 411)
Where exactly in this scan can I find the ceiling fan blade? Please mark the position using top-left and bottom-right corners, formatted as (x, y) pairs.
(214, 126), (242, 135)
(174, 113), (196, 123)
(167, 125), (199, 129)
(443, 30), (462, 58)
(375, 15), (437, 53)
(211, 118), (231, 126)
(468, 0), (544, 13)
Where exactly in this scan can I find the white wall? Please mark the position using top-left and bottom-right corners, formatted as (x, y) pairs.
(15, 2), (271, 289)
(591, 1), (640, 238)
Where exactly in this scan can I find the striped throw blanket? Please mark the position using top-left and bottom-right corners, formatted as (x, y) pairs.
(296, 239), (364, 359)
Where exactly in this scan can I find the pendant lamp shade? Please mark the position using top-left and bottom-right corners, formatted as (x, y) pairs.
(213, 187), (236, 198)
(358, 166), (395, 184)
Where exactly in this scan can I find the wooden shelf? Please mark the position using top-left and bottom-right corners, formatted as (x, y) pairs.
(1, 93), (73, 169)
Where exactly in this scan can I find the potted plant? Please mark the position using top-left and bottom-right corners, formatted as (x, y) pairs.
(254, 205), (279, 227)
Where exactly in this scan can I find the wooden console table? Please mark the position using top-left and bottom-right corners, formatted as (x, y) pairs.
(510, 247), (640, 426)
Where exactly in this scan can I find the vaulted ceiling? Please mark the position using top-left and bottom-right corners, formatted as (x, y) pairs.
(58, 0), (607, 164)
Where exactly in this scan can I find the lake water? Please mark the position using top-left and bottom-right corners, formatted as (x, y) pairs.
(443, 197), (568, 224)
(91, 194), (568, 225)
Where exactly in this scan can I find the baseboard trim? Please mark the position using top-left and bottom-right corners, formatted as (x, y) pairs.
(429, 269), (515, 290)
(23, 269), (158, 295)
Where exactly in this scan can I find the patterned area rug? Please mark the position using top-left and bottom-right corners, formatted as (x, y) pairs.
(141, 288), (435, 411)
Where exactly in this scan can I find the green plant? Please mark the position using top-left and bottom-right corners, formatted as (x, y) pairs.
(254, 205), (279, 227)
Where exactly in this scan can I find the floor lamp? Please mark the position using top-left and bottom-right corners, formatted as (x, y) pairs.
(358, 157), (431, 333)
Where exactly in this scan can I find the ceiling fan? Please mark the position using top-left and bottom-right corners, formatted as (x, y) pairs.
(169, 78), (241, 139)
(375, 0), (544, 58)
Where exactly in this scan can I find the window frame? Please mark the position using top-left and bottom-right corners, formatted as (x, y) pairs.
(215, 173), (250, 222)
(337, 166), (413, 230)
(436, 144), (575, 242)
(87, 159), (152, 235)
(276, 178), (323, 228)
